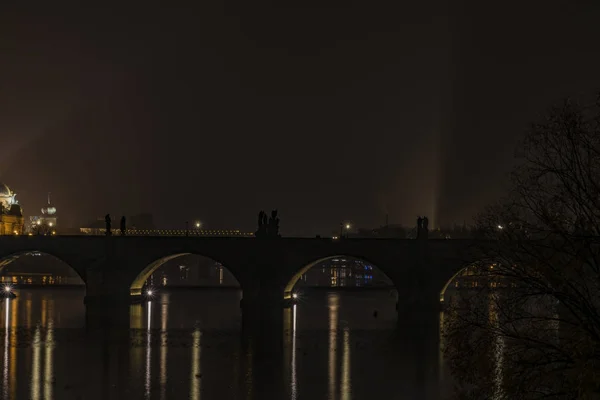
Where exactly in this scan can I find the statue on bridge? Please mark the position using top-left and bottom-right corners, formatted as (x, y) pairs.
(105, 214), (112, 236)
(120, 216), (126, 236)
(256, 211), (267, 238)
(255, 209), (281, 238)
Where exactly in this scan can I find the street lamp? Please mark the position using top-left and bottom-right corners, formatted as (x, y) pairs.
(48, 222), (54, 227)
(339, 222), (351, 238)
(195, 221), (201, 229)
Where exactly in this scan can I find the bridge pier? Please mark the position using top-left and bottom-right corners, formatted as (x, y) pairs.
(84, 292), (133, 330)
(85, 301), (131, 330)
(396, 286), (442, 330)
(240, 283), (284, 357)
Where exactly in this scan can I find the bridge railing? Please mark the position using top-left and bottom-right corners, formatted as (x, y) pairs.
(78, 228), (254, 237)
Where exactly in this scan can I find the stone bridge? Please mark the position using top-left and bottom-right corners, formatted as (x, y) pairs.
(0, 236), (491, 337)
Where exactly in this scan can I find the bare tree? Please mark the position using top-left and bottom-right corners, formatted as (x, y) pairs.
(443, 95), (600, 399)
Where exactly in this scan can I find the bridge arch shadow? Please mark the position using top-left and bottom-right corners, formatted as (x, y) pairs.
(130, 253), (241, 296)
(284, 255), (395, 299)
(0, 251), (86, 288)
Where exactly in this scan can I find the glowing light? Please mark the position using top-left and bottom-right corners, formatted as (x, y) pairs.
(345, 223), (351, 229)
(48, 222), (53, 227)
(147, 289), (154, 296)
(147, 301), (152, 330)
(497, 225), (503, 230)
(292, 293), (298, 299)
(195, 221), (201, 229)
(36, 220), (41, 226)
(4, 286), (11, 293)
(12, 231), (17, 235)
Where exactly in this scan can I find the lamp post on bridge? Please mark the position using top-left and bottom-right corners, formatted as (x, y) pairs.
(339, 222), (351, 239)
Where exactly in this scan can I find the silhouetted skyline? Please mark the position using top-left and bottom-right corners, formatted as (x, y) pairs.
(1, 1), (600, 236)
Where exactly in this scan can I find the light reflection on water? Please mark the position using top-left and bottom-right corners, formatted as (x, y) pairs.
(145, 301), (152, 399)
(3, 298), (9, 400)
(0, 288), (463, 399)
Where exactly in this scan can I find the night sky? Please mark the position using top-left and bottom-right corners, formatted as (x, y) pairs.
(1, 1), (600, 235)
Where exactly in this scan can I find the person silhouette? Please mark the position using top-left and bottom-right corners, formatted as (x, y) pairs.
(105, 214), (112, 236)
(120, 216), (126, 236)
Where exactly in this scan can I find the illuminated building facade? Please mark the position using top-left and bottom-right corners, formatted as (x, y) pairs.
(0, 183), (24, 235)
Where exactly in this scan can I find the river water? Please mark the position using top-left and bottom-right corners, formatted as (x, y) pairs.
(0, 288), (451, 399)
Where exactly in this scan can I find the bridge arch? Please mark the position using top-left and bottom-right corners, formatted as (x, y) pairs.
(0, 250), (86, 287)
(438, 262), (495, 304)
(283, 254), (396, 299)
(130, 252), (241, 296)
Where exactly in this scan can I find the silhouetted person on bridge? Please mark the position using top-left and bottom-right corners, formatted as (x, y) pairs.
(120, 216), (126, 236)
(417, 216), (423, 239)
(422, 216), (429, 239)
(105, 214), (112, 236)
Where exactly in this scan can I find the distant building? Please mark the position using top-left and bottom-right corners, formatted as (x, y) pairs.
(0, 251), (84, 285)
(0, 183), (24, 235)
(27, 192), (57, 234)
(295, 257), (393, 288)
